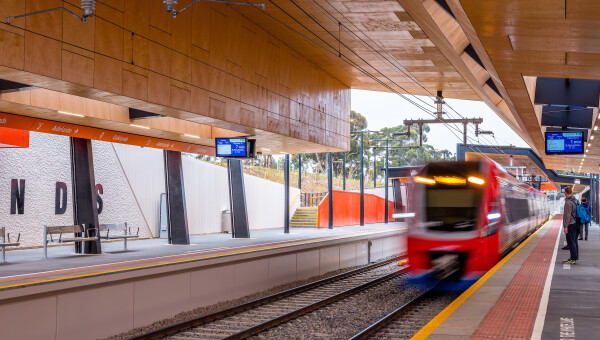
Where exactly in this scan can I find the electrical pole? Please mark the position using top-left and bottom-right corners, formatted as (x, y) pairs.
(328, 152), (334, 229)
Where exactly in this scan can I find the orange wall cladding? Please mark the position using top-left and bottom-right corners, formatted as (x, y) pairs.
(0, 0), (350, 150)
(317, 190), (394, 227)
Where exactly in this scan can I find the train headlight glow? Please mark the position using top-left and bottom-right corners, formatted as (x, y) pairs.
(487, 212), (501, 220)
(433, 176), (466, 185)
(414, 176), (436, 185)
(392, 212), (416, 218)
(467, 176), (485, 185)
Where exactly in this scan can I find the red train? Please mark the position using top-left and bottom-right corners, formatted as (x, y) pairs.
(406, 160), (550, 290)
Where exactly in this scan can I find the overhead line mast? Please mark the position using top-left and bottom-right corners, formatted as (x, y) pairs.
(402, 91), (490, 146)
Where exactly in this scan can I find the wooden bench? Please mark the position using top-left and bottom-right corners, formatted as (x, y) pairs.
(43, 225), (98, 259)
(99, 222), (139, 251)
(0, 227), (20, 263)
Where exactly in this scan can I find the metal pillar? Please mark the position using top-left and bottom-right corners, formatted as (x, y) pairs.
(328, 152), (333, 229)
(70, 137), (101, 254)
(384, 140), (389, 224)
(298, 154), (302, 190)
(373, 150), (377, 188)
(384, 139), (390, 223)
(164, 150), (190, 245)
(227, 159), (250, 238)
(343, 153), (346, 191)
(360, 132), (365, 226)
(284, 154), (290, 233)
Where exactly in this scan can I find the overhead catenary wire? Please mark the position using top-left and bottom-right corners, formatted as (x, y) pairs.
(297, 0), (510, 157)
(250, 0), (491, 147)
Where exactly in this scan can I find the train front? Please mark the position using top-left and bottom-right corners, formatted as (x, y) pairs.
(406, 161), (500, 291)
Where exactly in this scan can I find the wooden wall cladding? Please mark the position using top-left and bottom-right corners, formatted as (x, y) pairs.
(0, 0), (350, 151)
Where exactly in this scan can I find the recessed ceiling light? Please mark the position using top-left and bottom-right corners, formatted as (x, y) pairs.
(58, 110), (84, 117)
(595, 126), (598, 131)
(130, 124), (150, 129)
(280, 152), (286, 154)
(262, 148), (271, 152)
(592, 136), (595, 140)
(184, 134), (200, 138)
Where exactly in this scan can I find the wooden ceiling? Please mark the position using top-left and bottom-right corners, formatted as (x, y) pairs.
(455, 0), (600, 173)
(239, 0), (480, 100)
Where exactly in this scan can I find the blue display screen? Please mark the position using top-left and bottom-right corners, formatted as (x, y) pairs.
(545, 132), (584, 154)
(216, 138), (247, 157)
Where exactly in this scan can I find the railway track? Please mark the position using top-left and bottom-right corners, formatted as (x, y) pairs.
(134, 256), (407, 340)
(348, 288), (459, 340)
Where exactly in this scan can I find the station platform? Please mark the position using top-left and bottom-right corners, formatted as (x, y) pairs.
(0, 223), (405, 291)
(414, 215), (600, 339)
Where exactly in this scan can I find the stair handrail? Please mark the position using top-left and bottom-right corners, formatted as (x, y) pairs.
(289, 192), (301, 209)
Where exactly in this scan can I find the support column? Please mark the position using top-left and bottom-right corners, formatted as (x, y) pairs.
(328, 152), (333, 229)
(227, 159), (250, 238)
(343, 153), (346, 191)
(70, 137), (101, 254)
(164, 150), (190, 245)
(298, 154), (302, 190)
(284, 154), (290, 233)
(360, 132), (365, 226)
(373, 150), (377, 188)
(384, 140), (389, 224)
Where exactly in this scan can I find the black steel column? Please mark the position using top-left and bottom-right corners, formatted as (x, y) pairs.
(373, 150), (376, 188)
(360, 132), (365, 226)
(284, 154), (290, 233)
(384, 140), (389, 224)
(328, 152), (333, 229)
(343, 153), (346, 191)
(227, 159), (250, 238)
(164, 150), (190, 244)
(298, 154), (302, 190)
(71, 137), (101, 254)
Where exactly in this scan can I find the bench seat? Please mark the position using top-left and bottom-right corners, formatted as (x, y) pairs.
(99, 223), (138, 251)
(0, 227), (20, 263)
(43, 224), (98, 259)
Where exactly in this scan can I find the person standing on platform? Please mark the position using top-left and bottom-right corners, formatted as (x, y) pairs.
(563, 186), (579, 264)
(579, 197), (591, 241)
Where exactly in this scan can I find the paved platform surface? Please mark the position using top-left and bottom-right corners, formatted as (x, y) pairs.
(414, 215), (600, 339)
(0, 223), (404, 290)
(541, 219), (600, 339)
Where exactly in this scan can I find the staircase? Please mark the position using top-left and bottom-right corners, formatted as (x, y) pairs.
(290, 207), (319, 228)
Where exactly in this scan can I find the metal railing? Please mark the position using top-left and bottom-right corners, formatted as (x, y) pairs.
(301, 192), (327, 207)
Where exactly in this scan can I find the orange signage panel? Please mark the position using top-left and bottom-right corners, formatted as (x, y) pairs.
(0, 127), (29, 148)
(0, 112), (216, 156)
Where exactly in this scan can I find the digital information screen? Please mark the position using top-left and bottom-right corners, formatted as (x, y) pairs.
(545, 132), (584, 154)
(216, 138), (247, 157)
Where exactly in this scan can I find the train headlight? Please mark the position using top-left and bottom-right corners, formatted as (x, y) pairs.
(415, 176), (436, 185)
(467, 176), (485, 185)
(487, 212), (501, 220)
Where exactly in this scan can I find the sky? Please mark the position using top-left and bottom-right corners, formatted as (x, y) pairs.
(351, 89), (529, 153)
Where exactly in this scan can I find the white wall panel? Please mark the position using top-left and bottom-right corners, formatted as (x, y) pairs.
(112, 144), (165, 237)
(0, 132), (300, 247)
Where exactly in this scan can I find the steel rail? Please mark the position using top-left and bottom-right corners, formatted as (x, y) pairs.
(133, 255), (406, 339)
(347, 289), (430, 340)
(222, 268), (408, 340)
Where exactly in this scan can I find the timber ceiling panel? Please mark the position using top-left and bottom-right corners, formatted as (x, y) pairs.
(458, 0), (600, 173)
(236, 0), (480, 100)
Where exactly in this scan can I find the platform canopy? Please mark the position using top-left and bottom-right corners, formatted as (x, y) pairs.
(1, 1), (599, 164)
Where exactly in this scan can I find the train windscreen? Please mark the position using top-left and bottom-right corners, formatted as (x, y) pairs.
(425, 188), (481, 232)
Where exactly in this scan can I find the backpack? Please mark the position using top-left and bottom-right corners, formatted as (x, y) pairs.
(568, 198), (590, 224)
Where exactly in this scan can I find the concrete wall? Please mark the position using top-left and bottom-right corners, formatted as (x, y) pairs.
(0, 132), (300, 247)
(0, 232), (403, 340)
